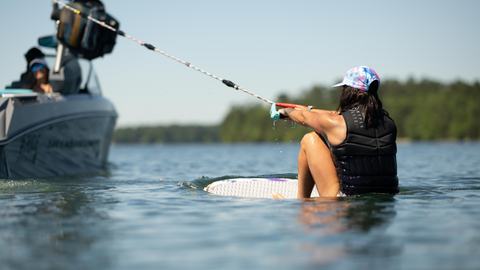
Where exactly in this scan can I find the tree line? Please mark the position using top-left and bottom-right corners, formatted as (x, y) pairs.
(112, 125), (219, 144)
(113, 78), (480, 143)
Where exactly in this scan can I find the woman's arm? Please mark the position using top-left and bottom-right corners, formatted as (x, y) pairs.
(309, 108), (339, 115)
(279, 108), (346, 145)
(282, 106), (337, 115)
(280, 108), (335, 129)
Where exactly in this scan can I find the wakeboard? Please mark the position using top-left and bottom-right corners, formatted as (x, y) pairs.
(204, 178), (319, 199)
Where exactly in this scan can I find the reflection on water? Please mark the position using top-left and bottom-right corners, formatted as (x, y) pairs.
(297, 195), (401, 266)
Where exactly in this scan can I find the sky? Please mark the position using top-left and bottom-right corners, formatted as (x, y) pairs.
(0, 0), (479, 127)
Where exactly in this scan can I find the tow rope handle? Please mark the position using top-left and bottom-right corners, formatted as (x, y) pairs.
(276, 103), (307, 109)
(270, 103), (308, 121)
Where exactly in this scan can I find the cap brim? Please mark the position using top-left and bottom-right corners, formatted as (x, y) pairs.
(331, 82), (345, 88)
(29, 58), (48, 68)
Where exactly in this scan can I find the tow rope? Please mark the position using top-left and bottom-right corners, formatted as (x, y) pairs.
(51, 0), (308, 119)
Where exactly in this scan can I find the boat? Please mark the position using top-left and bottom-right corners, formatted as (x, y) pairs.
(0, 1), (118, 178)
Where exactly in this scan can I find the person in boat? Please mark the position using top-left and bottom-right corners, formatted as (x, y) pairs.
(277, 66), (398, 198)
(22, 57), (53, 93)
(8, 47), (46, 89)
(21, 48), (45, 82)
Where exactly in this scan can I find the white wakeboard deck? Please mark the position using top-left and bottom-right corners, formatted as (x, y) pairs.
(204, 178), (319, 199)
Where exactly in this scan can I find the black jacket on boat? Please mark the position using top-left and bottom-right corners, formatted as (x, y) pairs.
(331, 107), (399, 195)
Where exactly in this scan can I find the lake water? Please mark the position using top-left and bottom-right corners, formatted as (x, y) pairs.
(1, 142), (479, 270)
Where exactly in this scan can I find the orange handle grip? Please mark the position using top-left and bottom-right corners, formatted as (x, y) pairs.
(275, 103), (307, 109)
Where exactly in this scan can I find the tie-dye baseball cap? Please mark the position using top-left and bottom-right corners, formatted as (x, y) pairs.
(332, 66), (380, 91)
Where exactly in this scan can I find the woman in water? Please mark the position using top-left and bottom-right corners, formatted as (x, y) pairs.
(23, 58), (53, 93)
(278, 66), (398, 198)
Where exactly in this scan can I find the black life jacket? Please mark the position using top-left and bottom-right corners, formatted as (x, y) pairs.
(331, 107), (399, 195)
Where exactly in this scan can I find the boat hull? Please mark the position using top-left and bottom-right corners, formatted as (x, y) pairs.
(0, 93), (117, 178)
(0, 116), (115, 178)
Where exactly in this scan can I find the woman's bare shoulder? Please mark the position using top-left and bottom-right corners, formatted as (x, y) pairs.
(318, 113), (346, 146)
(317, 111), (344, 126)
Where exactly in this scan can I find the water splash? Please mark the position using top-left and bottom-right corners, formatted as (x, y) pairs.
(0, 179), (64, 193)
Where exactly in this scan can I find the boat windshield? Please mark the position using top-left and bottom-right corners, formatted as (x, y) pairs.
(77, 58), (102, 95)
